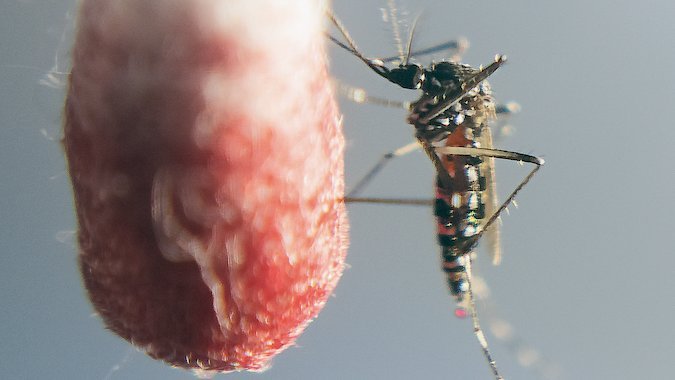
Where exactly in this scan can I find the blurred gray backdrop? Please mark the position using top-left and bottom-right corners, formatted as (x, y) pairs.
(2, 0), (674, 379)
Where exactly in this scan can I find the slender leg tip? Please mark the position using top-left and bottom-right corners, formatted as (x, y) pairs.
(457, 36), (470, 51)
(504, 101), (521, 114)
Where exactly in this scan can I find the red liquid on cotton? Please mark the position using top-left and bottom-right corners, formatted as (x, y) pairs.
(64, 0), (348, 372)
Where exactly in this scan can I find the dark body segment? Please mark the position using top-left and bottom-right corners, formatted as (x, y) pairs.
(410, 62), (497, 312)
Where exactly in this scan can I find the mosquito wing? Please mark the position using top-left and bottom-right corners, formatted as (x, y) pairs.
(478, 124), (502, 265)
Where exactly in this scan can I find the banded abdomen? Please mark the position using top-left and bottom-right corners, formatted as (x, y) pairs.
(413, 62), (498, 315)
(435, 123), (488, 314)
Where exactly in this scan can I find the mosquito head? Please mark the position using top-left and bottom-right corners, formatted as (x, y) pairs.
(386, 63), (425, 90)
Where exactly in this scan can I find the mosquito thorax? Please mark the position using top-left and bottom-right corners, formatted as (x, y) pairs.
(407, 61), (496, 142)
(422, 61), (476, 96)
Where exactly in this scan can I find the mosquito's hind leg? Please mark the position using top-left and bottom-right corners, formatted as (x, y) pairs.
(340, 101), (523, 205)
(347, 145), (543, 214)
(464, 256), (505, 380)
(433, 145), (543, 248)
(471, 274), (562, 380)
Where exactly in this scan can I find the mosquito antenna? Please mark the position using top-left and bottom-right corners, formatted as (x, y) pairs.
(403, 12), (423, 66)
(326, 34), (358, 56)
(326, 11), (392, 81)
(326, 11), (363, 60)
(380, 37), (469, 63)
(386, 0), (405, 63)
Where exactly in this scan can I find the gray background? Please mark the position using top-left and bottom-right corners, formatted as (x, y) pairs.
(2, 0), (674, 379)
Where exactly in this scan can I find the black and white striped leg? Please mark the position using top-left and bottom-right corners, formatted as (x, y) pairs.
(347, 146), (542, 218)
(432, 146), (543, 243)
(465, 256), (504, 380)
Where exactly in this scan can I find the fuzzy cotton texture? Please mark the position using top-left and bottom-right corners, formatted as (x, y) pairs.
(64, 0), (347, 372)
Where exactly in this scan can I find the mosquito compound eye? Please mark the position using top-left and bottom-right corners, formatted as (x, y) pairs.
(388, 64), (424, 89)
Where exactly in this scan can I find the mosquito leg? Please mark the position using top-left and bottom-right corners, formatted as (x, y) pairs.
(465, 257), (504, 380)
(344, 197), (432, 206)
(481, 160), (541, 238)
(494, 102), (519, 116)
(419, 137), (455, 190)
(348, 145), (542, 209)
(470, 274), (561, 380)
(492, 101), (520, 143)
(336, 82), (411, 109)
(347, 141), (420, 197)
(433, 145), (543, 251)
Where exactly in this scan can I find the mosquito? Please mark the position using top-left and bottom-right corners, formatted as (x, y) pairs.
(328, 10), (543, 380)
